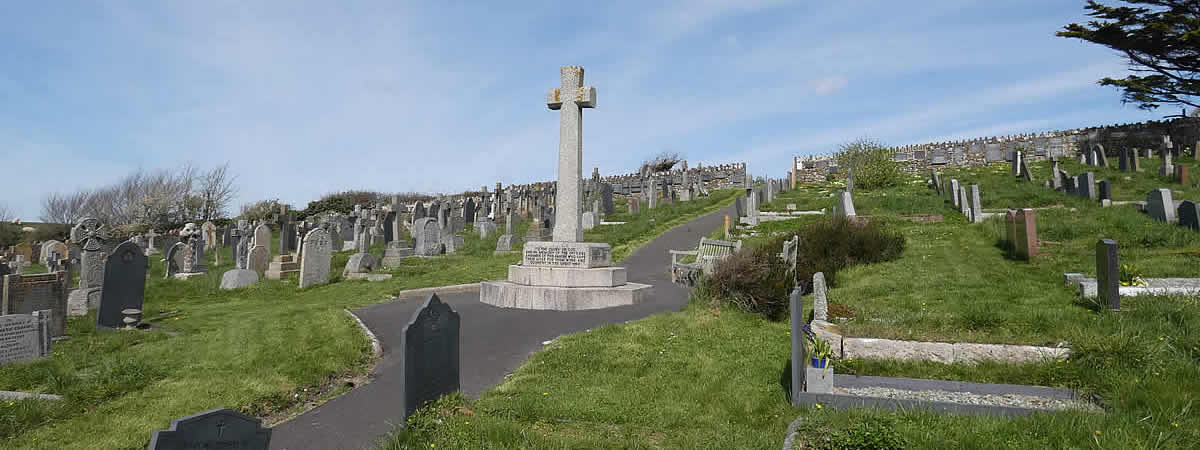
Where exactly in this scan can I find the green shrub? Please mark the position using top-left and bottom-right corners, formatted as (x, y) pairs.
(776, 217), (906, 292)
(834, 138), (903, 190)
(707, 243), (793, 321)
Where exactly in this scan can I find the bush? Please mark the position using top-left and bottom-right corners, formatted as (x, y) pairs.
(239, 199), (287, 224)
(785, 217), (906, 293)
(834, 138), (903, 190)
(707, 243), (793, 321)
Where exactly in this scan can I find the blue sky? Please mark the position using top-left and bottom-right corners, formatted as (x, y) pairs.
(0, 1), (1169, 220)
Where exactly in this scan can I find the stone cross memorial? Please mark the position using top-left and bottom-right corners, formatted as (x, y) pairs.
(481, 66), (651, 310)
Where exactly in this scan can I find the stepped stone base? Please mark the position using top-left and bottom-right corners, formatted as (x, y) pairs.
(479, 280), (652, 311)
(345, 273), (393, 282)
(265, 260), (300, 280)
(67, 287), (101, 316)
(381, 247), (415, 268)
(507, 265), (626, 287)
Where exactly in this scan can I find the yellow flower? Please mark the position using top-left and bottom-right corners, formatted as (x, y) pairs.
(543, 392), (548, 396)
(1095, 430), (1102, 436)
(465, 421), (470, 425)
(815, 404), (822, 409)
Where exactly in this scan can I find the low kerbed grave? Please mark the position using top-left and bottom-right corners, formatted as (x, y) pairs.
(792, 374), (1099, 415)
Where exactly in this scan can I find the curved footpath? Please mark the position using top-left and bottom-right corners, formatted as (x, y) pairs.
(270, 202), (737, 450)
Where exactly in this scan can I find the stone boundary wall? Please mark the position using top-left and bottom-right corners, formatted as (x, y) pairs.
(789, 118), (1200, 184)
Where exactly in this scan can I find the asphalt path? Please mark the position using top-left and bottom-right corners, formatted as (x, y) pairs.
(270, 202), (736, 450)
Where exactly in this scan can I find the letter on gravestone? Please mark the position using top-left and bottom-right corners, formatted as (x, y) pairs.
(402, 293), (460, 420)
(97, 241), (147, 329)
(0, 310), (52, 366)
(148, 408), (271, 450)
(1096, 239), (1119, 311)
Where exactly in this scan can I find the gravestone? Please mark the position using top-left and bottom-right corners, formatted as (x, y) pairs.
(789, 285), (804, 405)
(383, 211), (396, 244)
(836, 190), (856, 217)
(401, 293), (460, 420)
(253, 224), (271, 253)
(1160, 147), (1174, 176)
(581, 211), (596, 230)
(1174, 165), (1189, 185)
(968, 185), (982, 223)
(147, 408), (272, 450)
(223, 226), (234, 248)
(1098, 180), (1112, 202)
(958, 186), (970, 217)
(845, 167), (854, 192)
(931, 169), (942, 195)
(97, 241), (147, 329)
(463, 199), (476, 225)
(1078, 172), (1097, 200)
(1180, 201), (1199, 232)
(248, 245), (269, 273)
(69, 217), (109, 315)
(1096, 239), (1120, 310)
(1013, 208), (1038, 260)
(812, 272), (828, 322)
(1011, 151), (1023, 177)
(1, 272), (69, 337)
(412, 217), (442, 256)
(949, 179), (961, 207)
(0, 311), (51, 366)
(1118, 148), (1131, 172)
(165, 242), (184, 279)
(201, 221), (218, 250)
(1021, 159), (1033, 182)
(298, 228), (331, 289)
(477, 221), (498, 238)
(628, 196), (640, 214)
(1146, 189), (1177, 223)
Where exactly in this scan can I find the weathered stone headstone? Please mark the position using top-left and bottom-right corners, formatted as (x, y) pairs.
(1174, 165), (1189, 185)
(1, 272), (69, 337)
(1014, 208), (1038, 260)
(401, 293), (460, 420)
(248, 245), (269, 273)
(1180, 201), (1200, 232)
(412, 217), (442, 256)
(0, 310), (51, 366)
(581, 211), (596, 230)
(1096, 239), (1119, 310)
(148, 408), (272, 450)
(477, 221), (498, 238)
(96, 240), (147, 329)
(298, 228), (331, 289)
(1078, 172), (1097, 200)
(1160, 145), (1174, 176)
(1146, 188), (1177, 223)
(165, 242), (184, 279)
(1011, 151), (1023, 177)
(789, 285), (804, 405)
(812, 272), (827, 322)
(201, 221), (218, 250)
(836, 190), (856, 217)
(949, 179), (960, 207)
(968, 185), (982, 223)
(69, 217), (109, 315)
(253, 224), (271, 254)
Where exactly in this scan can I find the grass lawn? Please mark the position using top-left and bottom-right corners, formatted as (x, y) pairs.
(381, 159), (1200, 449)
(0, 190), (736, 450)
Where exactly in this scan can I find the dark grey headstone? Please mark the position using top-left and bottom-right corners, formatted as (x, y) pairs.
(1179, 201), (1199, 232)
(98, 241), (147, 329)
(1096, 239), (1119, 311)
(383, 211), (396, 243)
(600, 184), (614, 215)
(165, 242), (184, 279)
(1098, 180), (1112, 201)
(402, 293), (461, 420)
(1118, 148), (1131, 172)
(789, 286), (804, 406)
(463, 199), (476, 224)
(148, 408), (271, 450)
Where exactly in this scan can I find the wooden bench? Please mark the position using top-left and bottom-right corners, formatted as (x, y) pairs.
(670, 238), (743, 286)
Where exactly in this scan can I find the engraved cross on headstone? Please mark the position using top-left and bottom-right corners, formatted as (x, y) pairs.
(546, 65), (596, 243)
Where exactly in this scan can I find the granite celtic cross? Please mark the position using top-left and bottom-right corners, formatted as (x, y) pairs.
(546, 65), (596, 243)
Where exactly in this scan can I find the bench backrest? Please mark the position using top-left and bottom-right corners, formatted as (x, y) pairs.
(697, 238), (742, 259)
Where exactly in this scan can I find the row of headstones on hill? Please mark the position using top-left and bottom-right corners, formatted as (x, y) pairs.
(731, 173), (794, 226)
(219, 217), (337, 290)
(624, 168), (712, 215)
(928, 171), (986, 223)
(143, 293), (461, 450)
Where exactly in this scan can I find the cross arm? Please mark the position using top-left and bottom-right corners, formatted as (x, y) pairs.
(546, 86), (597, 110)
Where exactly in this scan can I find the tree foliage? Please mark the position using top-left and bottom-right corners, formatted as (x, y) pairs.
(1058, 0), (1200, 110)
(833, 138), (902, 190)
(39, 163), (239, 228)
(642, 150), (684, 173)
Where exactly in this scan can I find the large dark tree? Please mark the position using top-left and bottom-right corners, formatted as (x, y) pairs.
(1058, 0), (1199, 110)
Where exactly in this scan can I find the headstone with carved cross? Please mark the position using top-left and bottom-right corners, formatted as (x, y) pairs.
(148, 408), (271, 450)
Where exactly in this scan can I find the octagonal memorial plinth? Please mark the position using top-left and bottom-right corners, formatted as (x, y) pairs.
(479, 241), (652, 311)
